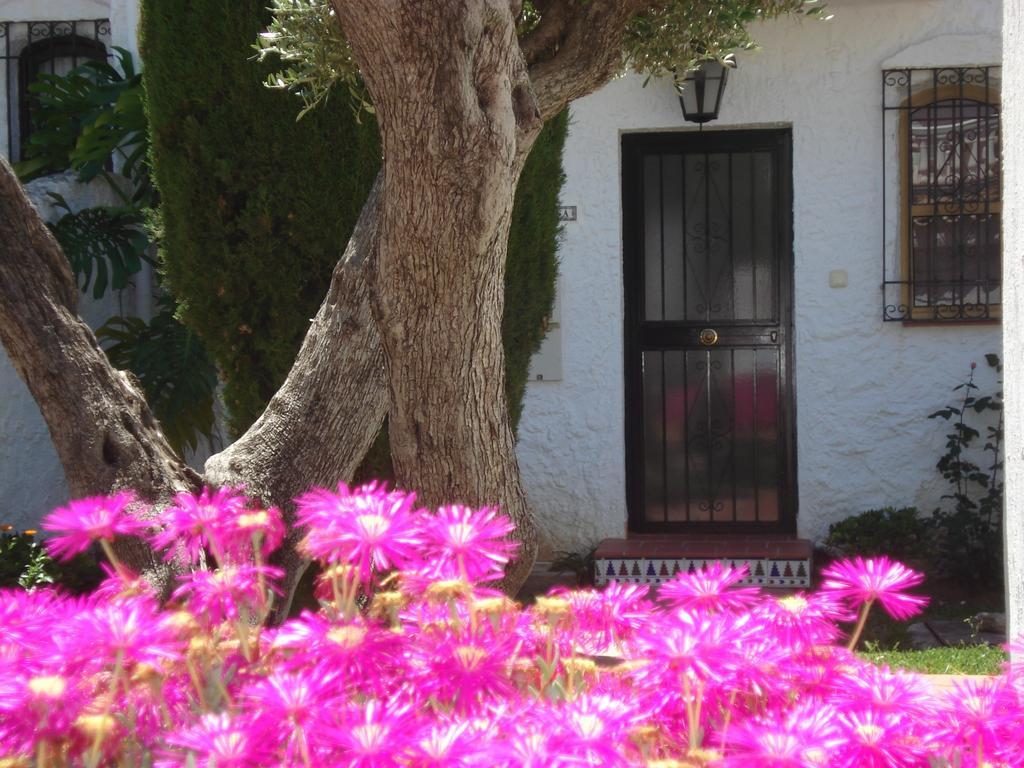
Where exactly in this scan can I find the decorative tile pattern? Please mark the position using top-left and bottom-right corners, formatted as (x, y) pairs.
(594, 556), (811, 589)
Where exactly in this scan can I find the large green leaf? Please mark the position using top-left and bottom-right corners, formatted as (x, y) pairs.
(98, 296), (219, 455)
(46, 193), (153, 299)
(14, 48), (151, 203)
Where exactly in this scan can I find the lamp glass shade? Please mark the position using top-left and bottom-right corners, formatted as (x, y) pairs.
(678, 60), (730, 124)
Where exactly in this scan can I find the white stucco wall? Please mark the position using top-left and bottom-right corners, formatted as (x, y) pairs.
(0, 0), (147, 531)
(517, 0), (1004, 554)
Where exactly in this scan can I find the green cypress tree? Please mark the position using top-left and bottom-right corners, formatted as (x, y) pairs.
(141, 0), (565, 449)
(140, 0), (380, 435)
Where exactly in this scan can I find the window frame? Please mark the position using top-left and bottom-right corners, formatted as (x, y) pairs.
(17, 33), (108, 155)
(899, 82), (1001, 322)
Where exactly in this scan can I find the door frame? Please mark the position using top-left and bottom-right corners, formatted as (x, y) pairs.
(621, 128), (798, 535)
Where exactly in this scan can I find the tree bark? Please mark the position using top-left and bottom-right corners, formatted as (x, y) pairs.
(0, 156), (199, 588)
(335, 0), (545, 589)
(204, 175), (388, 611)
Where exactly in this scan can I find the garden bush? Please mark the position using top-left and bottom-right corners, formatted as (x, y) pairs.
(3, 485), (1024, 766)
(825, 507), (930, 563)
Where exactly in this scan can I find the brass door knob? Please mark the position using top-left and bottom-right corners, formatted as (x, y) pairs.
(698, 328), (719, 346)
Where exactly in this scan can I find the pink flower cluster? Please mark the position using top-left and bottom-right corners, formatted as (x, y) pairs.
(2, 483), (1021, 767)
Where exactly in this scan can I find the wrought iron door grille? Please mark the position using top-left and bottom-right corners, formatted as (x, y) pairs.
(881, 66), (1001, 322)
(1, 19), (110, 162)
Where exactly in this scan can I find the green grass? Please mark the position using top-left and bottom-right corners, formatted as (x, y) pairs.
(859, 644), (1006, 675)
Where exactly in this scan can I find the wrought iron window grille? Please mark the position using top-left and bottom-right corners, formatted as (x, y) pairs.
(1, 19), (111, 163)
(881, 66), (1001, 323)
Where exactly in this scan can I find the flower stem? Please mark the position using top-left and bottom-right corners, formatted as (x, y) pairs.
(847, 599), (875, 651)
(99, 539), (128, 580)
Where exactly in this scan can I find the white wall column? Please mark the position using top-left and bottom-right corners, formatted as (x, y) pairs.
(1003, 0), (1024, 643)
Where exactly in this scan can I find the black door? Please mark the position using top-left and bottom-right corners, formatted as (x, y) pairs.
(623, 130), (796, 534)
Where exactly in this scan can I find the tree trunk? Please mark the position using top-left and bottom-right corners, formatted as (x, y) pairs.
(0, 156), (199, 588)
(335, 0), (545, 590)
(205, 175), (388, 612)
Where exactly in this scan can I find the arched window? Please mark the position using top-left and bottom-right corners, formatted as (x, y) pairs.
(882, 67), (1001, 322)
(0, 20), (109, 161)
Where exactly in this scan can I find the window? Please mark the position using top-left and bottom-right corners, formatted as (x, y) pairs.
(1, 20), (110, 162)
(882, 66), (1002, 322)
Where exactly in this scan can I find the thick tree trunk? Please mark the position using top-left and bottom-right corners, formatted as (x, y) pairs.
(205, 176), (388, 611)
(0, 156), (199, 588)
(336, 0), (545, 590)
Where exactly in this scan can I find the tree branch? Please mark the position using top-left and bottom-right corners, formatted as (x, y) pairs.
(0, 156), (199, 582)
(203, 173), (388, 617)
(524, 0), (650, 121)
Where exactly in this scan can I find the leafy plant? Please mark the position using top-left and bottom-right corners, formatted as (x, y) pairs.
(46, 193), (152, 299)
(927, 354), (1004, 586)
(549, 545), (598, 587)
(0, 527), (101, 592)
(825, 507), (930, 563)
(98, 296), (220, 455)
(15, 47), (151, 204)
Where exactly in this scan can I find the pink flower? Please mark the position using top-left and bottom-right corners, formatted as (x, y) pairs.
(0, 667), (88, 753)
(412, 623), (518, 713)
(296, 483), (423, 583)
(658, 562), (760, 613)
(720, 703), (839, 767)
(270, 613), (403, 695)
(406, 721), (482, 767)
(321, 701), (415, 768)
(635, 609), (749, 686)
(755, 592), (849, 650)
(820, 557), (928, 620)
(70, 597), (182, 669)
(557, 581), (653, 655)
(151, 487), (248, 564)
(833, 664), (936, 719)
(161, 712), (274, 768)
(937, 676), (1024, 765)
(172, 564), (283, 625)
(244, 670), (344, 763)
(93, 563), (157, 602)
(220, 505), (286, 563)
(421, 505), (517, 583)
(831, 708), (925, 768)
(550, 694), (636, 767)
(42, 492), (147, 559)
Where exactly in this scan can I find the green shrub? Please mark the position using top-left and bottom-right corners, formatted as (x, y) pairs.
(142, 0), (567, 447)
(140, 0), (381, 436)
(927, 355), (1003, 587)
(0, 528), (102, 592)
(825, 507), (930, 563)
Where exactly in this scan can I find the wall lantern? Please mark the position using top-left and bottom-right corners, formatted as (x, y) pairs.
(677, 59), (732, 125)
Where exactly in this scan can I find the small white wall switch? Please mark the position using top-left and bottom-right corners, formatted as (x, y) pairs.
(828, 269), (848, 289)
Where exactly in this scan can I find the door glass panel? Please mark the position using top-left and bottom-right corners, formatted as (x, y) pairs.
(643, 155), (662, 320)
(752, 151), (777, 321)
(642, 350), (665, 521)
(754, 348), (780, 522)
(662, 156), (685, 320)
(641, 346), (783, 524)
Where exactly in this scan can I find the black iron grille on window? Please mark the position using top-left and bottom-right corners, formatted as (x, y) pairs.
(1, 19), (110, 162)
(882, 66), (1001, 322)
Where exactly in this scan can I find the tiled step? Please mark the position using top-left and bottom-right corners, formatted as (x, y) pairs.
(594, 535), (813, 589)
